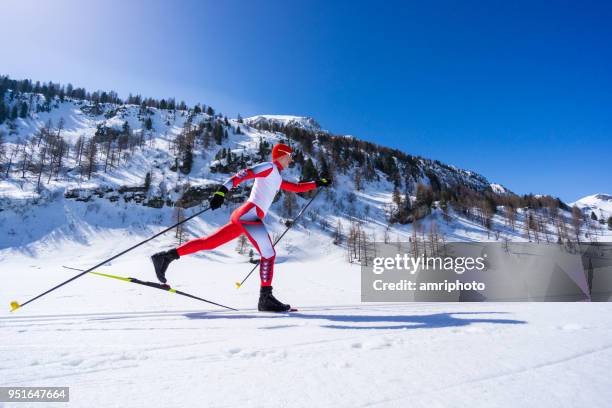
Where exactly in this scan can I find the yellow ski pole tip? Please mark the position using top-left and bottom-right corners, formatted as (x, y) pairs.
(235, 282), (241, 289)
(10, 301), (20, 312)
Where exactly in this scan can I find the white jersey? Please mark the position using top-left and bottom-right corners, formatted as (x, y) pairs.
(246, 162), (281, 215)
(223, 161), (316, 218)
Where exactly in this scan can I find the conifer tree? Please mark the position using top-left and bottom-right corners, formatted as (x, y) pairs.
(301, 158), (318, 180)
(19, 102), (28, 118)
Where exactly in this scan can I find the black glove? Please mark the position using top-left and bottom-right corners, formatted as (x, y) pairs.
(209, 185), (228, 210)
(315, 177), (332, 187)
(284, 219), (294, 228)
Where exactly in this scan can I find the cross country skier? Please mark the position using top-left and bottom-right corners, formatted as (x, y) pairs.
(151, 143), (332, 312)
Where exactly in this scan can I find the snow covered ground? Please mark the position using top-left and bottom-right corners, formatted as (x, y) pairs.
(2, 233), (612, 408)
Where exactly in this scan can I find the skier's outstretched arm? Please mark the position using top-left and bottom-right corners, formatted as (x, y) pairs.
(280, 180), (317, 193)
(281, 177), (332, 192)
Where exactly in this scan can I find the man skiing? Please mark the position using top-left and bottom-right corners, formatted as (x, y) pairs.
(151, 143), (332, 312)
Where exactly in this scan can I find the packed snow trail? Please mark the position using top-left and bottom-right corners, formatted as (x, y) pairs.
(2, 232), (612, 407)
(2, 303), (612, 408)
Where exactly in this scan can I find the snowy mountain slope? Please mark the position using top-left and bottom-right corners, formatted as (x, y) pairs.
(573, 194), (612, 220)
(244, 114), (321, 131)
(1, 89), (611, 260)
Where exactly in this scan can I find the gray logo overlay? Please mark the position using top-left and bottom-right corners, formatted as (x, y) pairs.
(361, 242), (612, 302)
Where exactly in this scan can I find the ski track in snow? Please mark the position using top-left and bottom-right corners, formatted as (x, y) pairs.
(362, 338), (612, 407)
(3, 252), (611, 408)
(3, 300), (612, 408)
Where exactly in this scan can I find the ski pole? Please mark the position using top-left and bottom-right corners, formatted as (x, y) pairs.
(10, 205), (212, 312)
(61, 265), (237, 311)
(235, 188), (322, 288)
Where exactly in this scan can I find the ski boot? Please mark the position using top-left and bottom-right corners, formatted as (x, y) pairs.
(258, 286), (292, 312)
(151, 249), (179, 283)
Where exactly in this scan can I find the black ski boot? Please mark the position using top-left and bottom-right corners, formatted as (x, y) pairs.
(258, 286), (291, 312)
(151, 249), (179, 283)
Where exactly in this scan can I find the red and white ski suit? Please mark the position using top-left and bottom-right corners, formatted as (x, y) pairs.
(176, 161), (316, 286)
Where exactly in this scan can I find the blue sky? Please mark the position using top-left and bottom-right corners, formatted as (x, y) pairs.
(1, 0), (610, 201)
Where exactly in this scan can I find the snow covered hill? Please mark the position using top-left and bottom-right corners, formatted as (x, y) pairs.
(244, 114), (322, 132)
(2, 85), (609, 258)
(573, 194), (612, 220)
